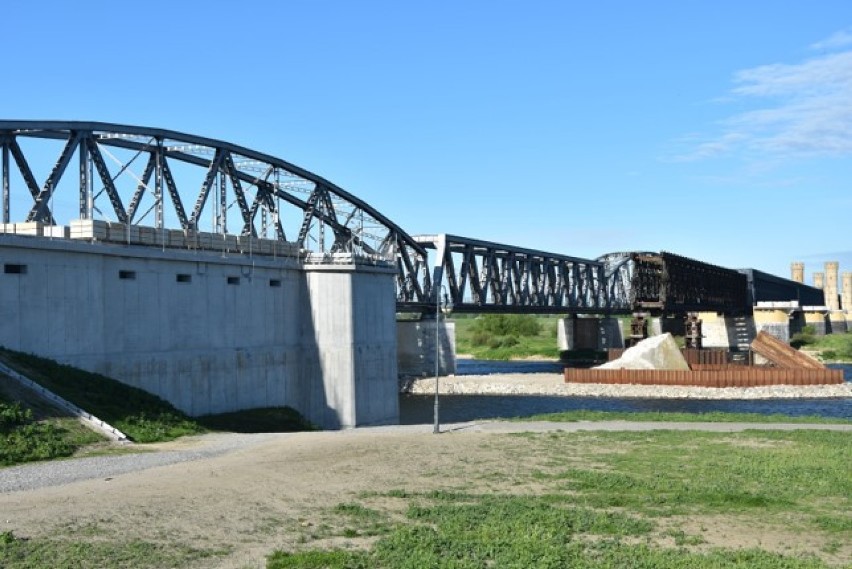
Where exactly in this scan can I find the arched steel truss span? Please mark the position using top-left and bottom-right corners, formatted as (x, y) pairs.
(0, 120), (426, 263)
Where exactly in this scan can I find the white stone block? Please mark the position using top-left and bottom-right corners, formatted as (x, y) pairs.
(15, 222), (43, 236)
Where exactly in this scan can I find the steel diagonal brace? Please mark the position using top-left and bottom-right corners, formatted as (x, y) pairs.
(189, 148), (226, 227)
(223, 153), (253, 234)
(160, 158), (190, 229)
(127, 154), (156, 223)
(86, 139), (128, 223)
(396, 241), (426, 302)
(7, 138), (41, 200)
(27, 131), (83, 222)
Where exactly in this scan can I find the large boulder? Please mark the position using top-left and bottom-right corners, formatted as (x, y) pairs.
(596, 333), (689, 370)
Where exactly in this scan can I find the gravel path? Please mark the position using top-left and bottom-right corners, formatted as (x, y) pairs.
(0, 432), (280, 494)
(3, 420), (850, 495)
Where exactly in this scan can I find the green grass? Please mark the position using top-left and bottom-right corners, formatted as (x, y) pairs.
(537, 430), (850, 516)
(510, 409), (852, 424)
(0, 348), (315, 461)
(454, 315), (561, 360)
(269, 430), (850, 568)
(0, 531), (228, 569)
(0, 395), (103, 466)
(804, 332), (852, 362)
(0, 348), (204, 443)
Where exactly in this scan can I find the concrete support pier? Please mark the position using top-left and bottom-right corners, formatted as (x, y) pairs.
(397, 318), (456, 377)
(752, 303), (798, 343)
(557, 317), (624, 351)
(828, 311), (848, 334)
(803, 308), (829, 336)
(697, 312), (755, 350)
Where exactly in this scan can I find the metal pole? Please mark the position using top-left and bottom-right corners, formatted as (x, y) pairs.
(433, 296), (441, 434)
(2, 141), (9, 224)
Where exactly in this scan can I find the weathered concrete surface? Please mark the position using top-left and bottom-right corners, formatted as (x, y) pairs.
(397, 319), (456, 377)
(557, 317), (624, 351)
(0, 234), (398, 428)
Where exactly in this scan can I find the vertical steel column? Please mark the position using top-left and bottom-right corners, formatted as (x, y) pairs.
(78, 136), (90, 219)
(219, 171), (227, 234)
(2, 140), (9, 224)
(155, 138), (164, 229)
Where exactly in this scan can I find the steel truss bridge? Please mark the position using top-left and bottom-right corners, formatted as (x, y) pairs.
(0, 120), (427, 271)
(397, 234), (611, 314)
(0, 121), (751, 316)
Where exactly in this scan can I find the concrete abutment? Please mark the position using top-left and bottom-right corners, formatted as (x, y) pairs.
(0, 235), (399, 429)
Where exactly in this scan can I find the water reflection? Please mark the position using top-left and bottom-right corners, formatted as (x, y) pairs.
(399, 362), (852, 424)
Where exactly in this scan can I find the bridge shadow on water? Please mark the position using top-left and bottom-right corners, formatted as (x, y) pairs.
(398, 362), (852, 425)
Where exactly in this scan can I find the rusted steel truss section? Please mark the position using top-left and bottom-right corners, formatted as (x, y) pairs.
(632, 251), (748, 313)
(0, 121), (425, 264)
(397, 234), (609, 314)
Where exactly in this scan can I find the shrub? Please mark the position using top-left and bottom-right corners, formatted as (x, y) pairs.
(790, 325), (816, 348)
(472, 315), (541, 337)
(0, 402), (31, 431)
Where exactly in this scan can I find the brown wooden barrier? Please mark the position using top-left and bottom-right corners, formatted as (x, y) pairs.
(607, 348), (737, 366)
(564, 367), (844, 387)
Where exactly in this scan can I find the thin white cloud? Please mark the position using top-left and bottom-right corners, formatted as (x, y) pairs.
(673, 33), (852, 161)
(810, 29), (852, 51)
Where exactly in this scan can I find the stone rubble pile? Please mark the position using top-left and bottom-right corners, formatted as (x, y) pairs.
(596, 333), (689, 370)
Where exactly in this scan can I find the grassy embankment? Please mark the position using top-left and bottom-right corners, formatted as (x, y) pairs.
(453, 314), (561, 360)
(455, 315), (852, 363)
(0, 348), (313, 467)
(264, 428), (850, 569)
(792, 327), (852, 362)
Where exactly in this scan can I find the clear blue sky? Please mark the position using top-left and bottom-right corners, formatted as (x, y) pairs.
(4, 1), (851, 281)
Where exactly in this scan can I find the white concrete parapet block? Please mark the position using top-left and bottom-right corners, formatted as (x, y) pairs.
(70, 219), (109, 240)
(43, 225), (70, 238)
(256, 238), (273, 255)
(219, 234), (238, 252)
(756, 301), (800, 309)
(237, 235), (258, 254)
(14, 222), (44, 236)
(137, 225), (157, 245)
(195, 231), (215, 249)
(106, 222), (140, 243)
(168, 229), (186, 248)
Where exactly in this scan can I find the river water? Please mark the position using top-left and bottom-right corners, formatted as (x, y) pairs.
(399, 361), (852, 424)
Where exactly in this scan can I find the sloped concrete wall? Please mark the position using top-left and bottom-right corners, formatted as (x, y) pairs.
(0, 235), (398, 428)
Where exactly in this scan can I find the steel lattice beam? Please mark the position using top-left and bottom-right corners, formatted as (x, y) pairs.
(398, 234), (610, 314)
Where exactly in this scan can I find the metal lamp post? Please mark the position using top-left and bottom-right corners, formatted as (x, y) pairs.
(433, 288), (452, 434)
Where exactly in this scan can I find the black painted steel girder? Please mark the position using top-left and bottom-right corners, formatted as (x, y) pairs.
(629, 251), (749, 314)
(398, 234), (610, 314)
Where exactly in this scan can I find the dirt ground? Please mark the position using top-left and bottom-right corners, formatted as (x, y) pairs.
(1, 423), (849, 569)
